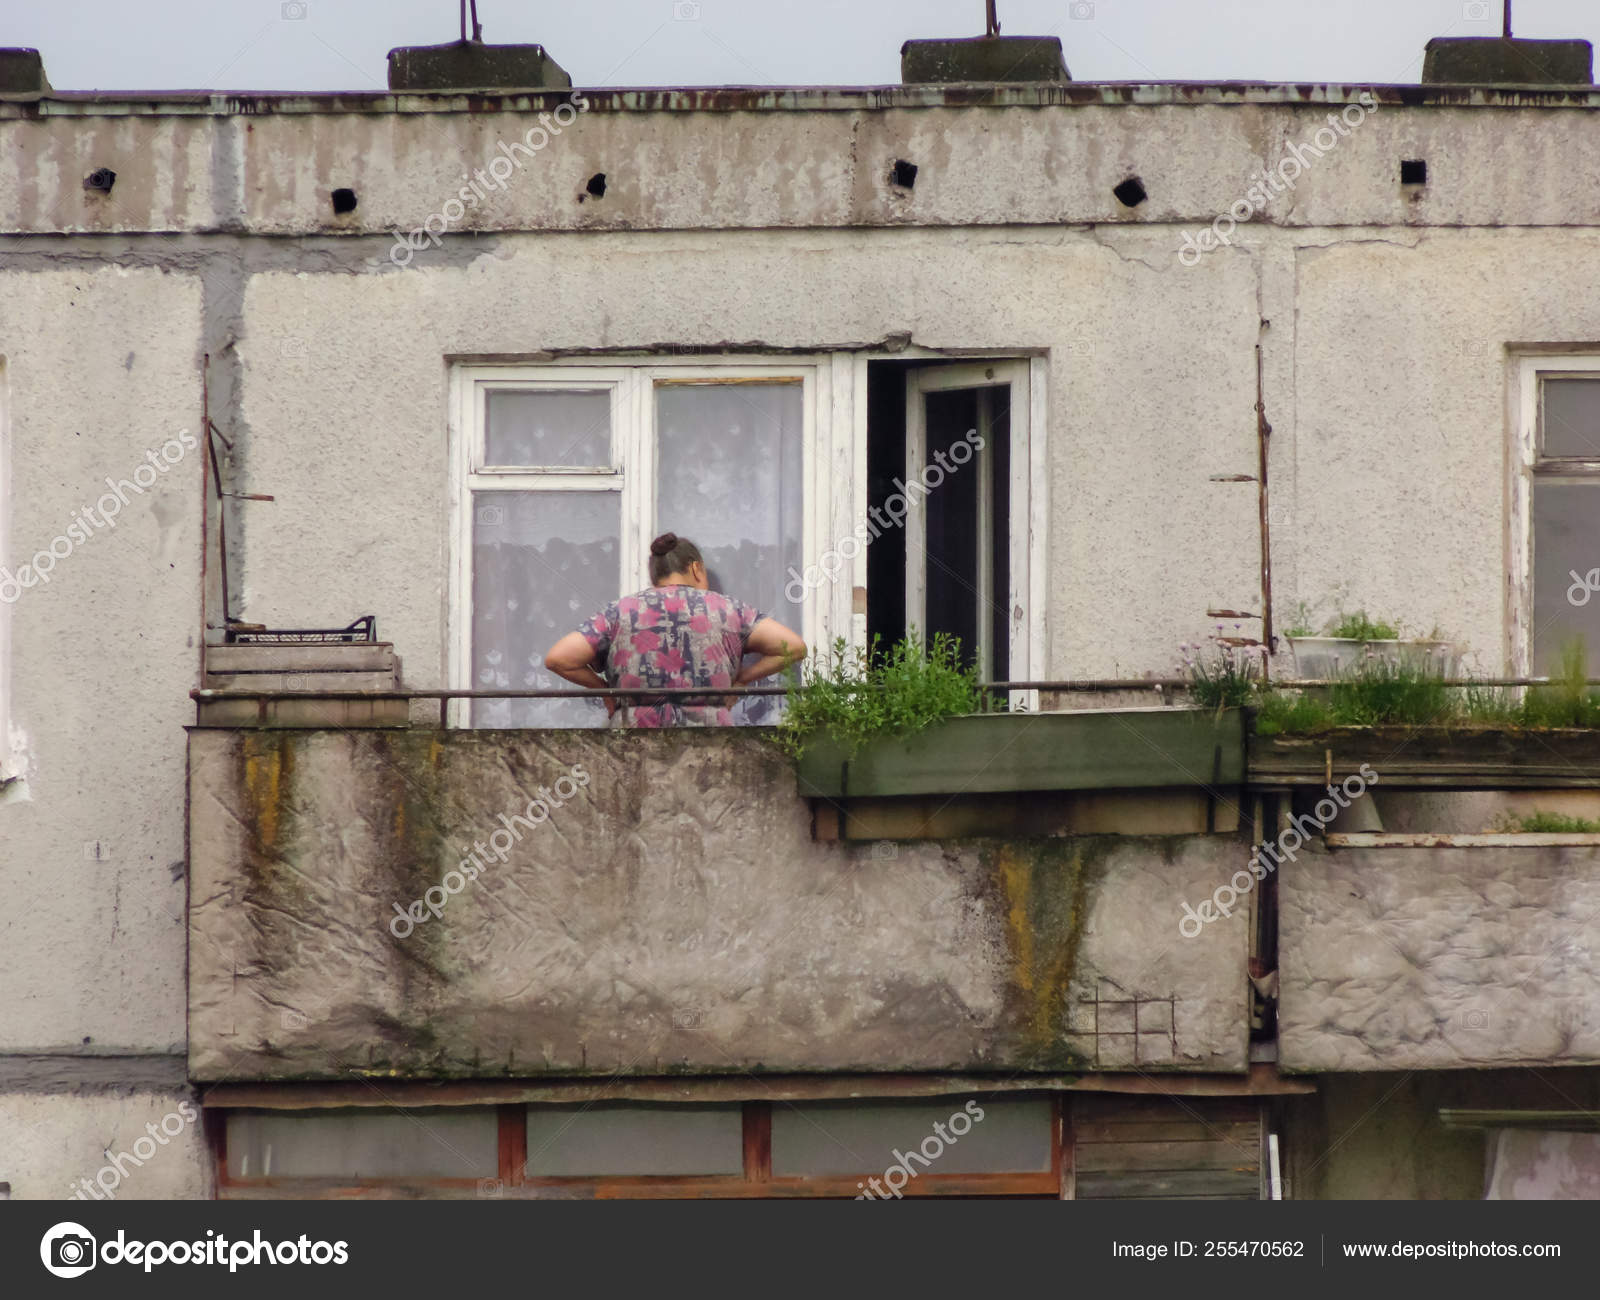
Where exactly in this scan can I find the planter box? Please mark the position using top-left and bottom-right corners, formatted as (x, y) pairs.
(795, 708), (1243, 800)
(1286, 636), (1458, 680)
(1249, 725), (1600, 789)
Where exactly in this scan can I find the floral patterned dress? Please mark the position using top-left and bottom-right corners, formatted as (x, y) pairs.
(576, 585), (765, 727)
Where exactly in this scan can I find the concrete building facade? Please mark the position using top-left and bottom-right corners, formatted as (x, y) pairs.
(5, 32), (1600, 1199)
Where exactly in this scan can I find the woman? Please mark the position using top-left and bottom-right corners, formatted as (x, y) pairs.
(544, 533), (806, 727)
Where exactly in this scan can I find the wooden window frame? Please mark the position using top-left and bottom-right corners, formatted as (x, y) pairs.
(214, 1097), (1065, 1200)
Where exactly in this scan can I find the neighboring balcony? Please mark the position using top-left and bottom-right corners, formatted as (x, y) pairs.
(1254, 724), (1600, 1072)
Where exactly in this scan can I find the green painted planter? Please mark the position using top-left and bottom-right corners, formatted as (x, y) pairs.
(795, 708), (1244, 800)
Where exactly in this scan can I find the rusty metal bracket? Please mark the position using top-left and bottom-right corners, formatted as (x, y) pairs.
(1256, 329), (1276, 660)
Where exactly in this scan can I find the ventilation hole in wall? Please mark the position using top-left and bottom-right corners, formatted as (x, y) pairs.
(586, 172), (607, 198)
(83, 168), (116, 194)
(1400, 159), (1428, 185)
(1112, 176), (1147, 208)
(891, 159), (919, 189)
(331, 187), (358, 214)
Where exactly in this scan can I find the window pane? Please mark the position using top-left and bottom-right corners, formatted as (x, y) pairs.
(654, 382), (804, 724)
(923, 384), (1012, 679)
(226, 1108), (497, 1179)
(1543, 378), (1600, 458)
(473, 491), (619, 727)
(922, 388), (981, 669)
(1533, 482), (1600, 676)
(989, 396), (1011, 683)
(485, 389), (611, 466)
(770, 1097), (1052, 1177)
(524, 1104), (744, 1176)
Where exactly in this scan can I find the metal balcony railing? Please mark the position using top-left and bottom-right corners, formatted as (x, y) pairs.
(191, 676), (1600, 728)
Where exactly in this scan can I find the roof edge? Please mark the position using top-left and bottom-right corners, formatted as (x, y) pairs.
(5, 80), (1600, 118)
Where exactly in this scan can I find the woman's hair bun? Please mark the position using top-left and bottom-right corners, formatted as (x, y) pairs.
(650, 532), (678, 557)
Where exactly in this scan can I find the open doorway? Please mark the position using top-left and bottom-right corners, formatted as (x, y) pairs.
(866, 358), (1030, 687)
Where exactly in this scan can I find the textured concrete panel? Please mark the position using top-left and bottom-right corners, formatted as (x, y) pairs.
(187, 729), (1248, 1081)
(0, 1089), (210, 1200)
(0, 266), (202, 1054)
(1280, 843), (1600, 1071)
(10, 92), (1600, 235)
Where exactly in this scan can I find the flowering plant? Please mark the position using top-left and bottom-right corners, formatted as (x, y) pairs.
(1180, 631), (1264, 709)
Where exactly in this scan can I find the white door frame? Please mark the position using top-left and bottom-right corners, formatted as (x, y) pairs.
(904, 360), (1036, 701)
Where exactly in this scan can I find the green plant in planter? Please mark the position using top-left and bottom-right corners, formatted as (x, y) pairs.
(1458, 680), (1522, 726)
(1493, 810), (1600, 834)
(775, 632), (981, 760)
(1179, 639), (1263, 710)
(1254, 636), (1600, 735)
(1521, 638), (1600, 728)
(1326, 650), (1453, 726)
(1283, 600), (1318, 639)
(1253, 688), (1334, 736)
(1325, 609), (1401, 642)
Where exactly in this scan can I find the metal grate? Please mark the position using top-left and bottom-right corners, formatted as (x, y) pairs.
(224, 615), (377, 645)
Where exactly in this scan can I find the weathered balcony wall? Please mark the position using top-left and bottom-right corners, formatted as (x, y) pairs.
(1280, 841), (1600, 1071)
(187, 728), (1248, 1082)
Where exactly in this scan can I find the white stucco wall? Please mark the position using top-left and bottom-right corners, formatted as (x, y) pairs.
(234, 225), (1264, 682)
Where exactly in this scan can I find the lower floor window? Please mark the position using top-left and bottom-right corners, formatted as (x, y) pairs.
(216, 1093), (1266, 1199)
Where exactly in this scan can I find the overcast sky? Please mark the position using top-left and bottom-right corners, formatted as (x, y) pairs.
(10, 0), (1599, 92)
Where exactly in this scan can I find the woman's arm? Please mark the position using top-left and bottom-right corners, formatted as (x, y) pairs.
(544, 632), (616, 714)
(734, 617), (807, 685)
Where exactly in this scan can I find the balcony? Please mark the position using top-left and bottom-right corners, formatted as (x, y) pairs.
(189, 665), (1600, 1091)
(186, 704), (1252, 1085)
(1250, 716), (1600, 1072)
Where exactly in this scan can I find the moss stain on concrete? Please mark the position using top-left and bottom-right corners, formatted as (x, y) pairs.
(240, 730), (293, 859)
(993, 837), (1110, 1068)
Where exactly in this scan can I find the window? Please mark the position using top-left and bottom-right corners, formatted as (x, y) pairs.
(1515, 359), (1600, 676)
(215, 1093), (1267, 1199)
(769, 1096), (1052, 1177)
(219, 1096), (1064, 1198)
(525, 1103), (745, 1177)
(225, 1108), (498, 1181)
(453, 361), (820, 728)
(451, 352), (1044, 727)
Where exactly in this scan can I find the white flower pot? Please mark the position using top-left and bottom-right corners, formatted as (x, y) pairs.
(1286, 636), (1459, 681)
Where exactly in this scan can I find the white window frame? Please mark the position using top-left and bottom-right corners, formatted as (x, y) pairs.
(448, 350), (1046, 724)
(1512, 355), (1600, 678)
(904, 360), (1036, 694)
(449, 355), (850, 724)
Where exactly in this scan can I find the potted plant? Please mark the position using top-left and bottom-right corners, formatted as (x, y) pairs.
(1282, 602), (1457, 681)
(1250, 638), (1600, 784)
(781, 634), (1244, 800)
